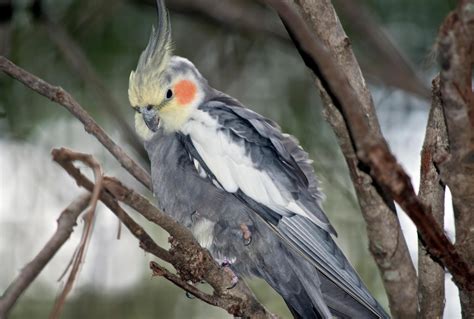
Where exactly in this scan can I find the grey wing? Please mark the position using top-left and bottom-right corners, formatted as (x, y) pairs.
(198, 94), (336, 235)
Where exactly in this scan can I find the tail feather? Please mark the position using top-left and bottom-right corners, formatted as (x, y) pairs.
(258, 256), (330, 318)
(287, 253), (387, 318)
(258, 241), (389, 318)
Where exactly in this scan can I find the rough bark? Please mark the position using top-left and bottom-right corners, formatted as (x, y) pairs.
(417, 77), (447, 319)
(437, 1), (474, 317)
(264, 0), (474, 316)
(289, 1), (418, 317)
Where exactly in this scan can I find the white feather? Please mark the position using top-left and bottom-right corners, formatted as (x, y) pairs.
(182, 110), (314, 221)
(191, 218), (215, 249)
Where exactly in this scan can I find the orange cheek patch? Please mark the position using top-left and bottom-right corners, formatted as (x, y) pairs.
(174, 79), (197, 106)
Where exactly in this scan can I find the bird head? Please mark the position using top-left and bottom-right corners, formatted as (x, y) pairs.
(129, 0), (206, 138)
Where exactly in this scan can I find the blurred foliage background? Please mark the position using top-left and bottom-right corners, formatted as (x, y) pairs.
(0, 0), (459, 318)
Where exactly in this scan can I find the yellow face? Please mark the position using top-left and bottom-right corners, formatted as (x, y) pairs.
(129, 69), (202, 136)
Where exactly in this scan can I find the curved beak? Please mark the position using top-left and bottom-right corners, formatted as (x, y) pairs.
(139, 107), (160, 132)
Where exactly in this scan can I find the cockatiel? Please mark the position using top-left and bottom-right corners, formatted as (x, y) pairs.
(129, 1), (389, 318)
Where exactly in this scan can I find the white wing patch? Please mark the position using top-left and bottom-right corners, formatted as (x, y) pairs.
(191, 218), (215, 249)
(182, 110), (314, 221)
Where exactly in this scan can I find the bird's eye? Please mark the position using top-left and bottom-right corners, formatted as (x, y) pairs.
(166, 89), (173, 99)
(146, 105), (153, 111)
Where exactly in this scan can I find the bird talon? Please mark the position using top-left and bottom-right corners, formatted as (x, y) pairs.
(220, 257), (238, 289)
(240, 224), (252, 246)
(227, 275), (239, 290)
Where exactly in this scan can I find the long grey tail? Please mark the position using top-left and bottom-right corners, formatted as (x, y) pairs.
(259, 244), (388, 319)
(256, 248), (328, 318)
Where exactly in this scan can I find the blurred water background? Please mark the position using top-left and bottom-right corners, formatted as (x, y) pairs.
(0, 0), (461, 318)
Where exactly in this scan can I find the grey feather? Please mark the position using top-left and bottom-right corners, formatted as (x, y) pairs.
(135, 0), (172, 77)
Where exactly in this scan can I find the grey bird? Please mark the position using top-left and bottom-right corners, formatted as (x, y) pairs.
(129, 1), (390, 318)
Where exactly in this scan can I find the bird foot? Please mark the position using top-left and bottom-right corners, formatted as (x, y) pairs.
(220, 257), (238, 289)
(240, 223), (252, 246)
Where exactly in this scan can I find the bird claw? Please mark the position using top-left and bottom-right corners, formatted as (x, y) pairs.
(221, 257), (239, 289)
(240, 224), (252, 246)
(227, 273), (239, 290)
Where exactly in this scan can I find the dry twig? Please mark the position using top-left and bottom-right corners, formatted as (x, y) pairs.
(0, 194), (91, 319)
(49, 151), (104, 319)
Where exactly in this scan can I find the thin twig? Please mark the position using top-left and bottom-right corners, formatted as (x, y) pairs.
(264, 0), (474, 292)
(51, 148), (173, 263)
(0, 56), (152, 190)
(49, 151), (104, 319)
(149, 262), (218, 306)
(0, 194), (91, 319)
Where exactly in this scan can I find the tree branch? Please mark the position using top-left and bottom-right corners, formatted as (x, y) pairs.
(417, 76), (447, 319)
(331, 0), (430, 99)
(51, 147), (276, 319)
(268, 0), (418, 316)
(0, 194), (91, 319)
(437, 1), (474, 316)
(265, 0), (474, 306)
(0, 55), (152, 190)
(40, 13), (149, 164)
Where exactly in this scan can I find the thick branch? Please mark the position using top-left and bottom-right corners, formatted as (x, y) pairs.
(437, 1), (474, 316)
(0, 194), (91, 319)
(51, 147), (275, 319)
(271, 0), (417, 316)
(417, 77), (447, 319)
(0, 56), (152, 190)
(265, 0), (474, 296)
